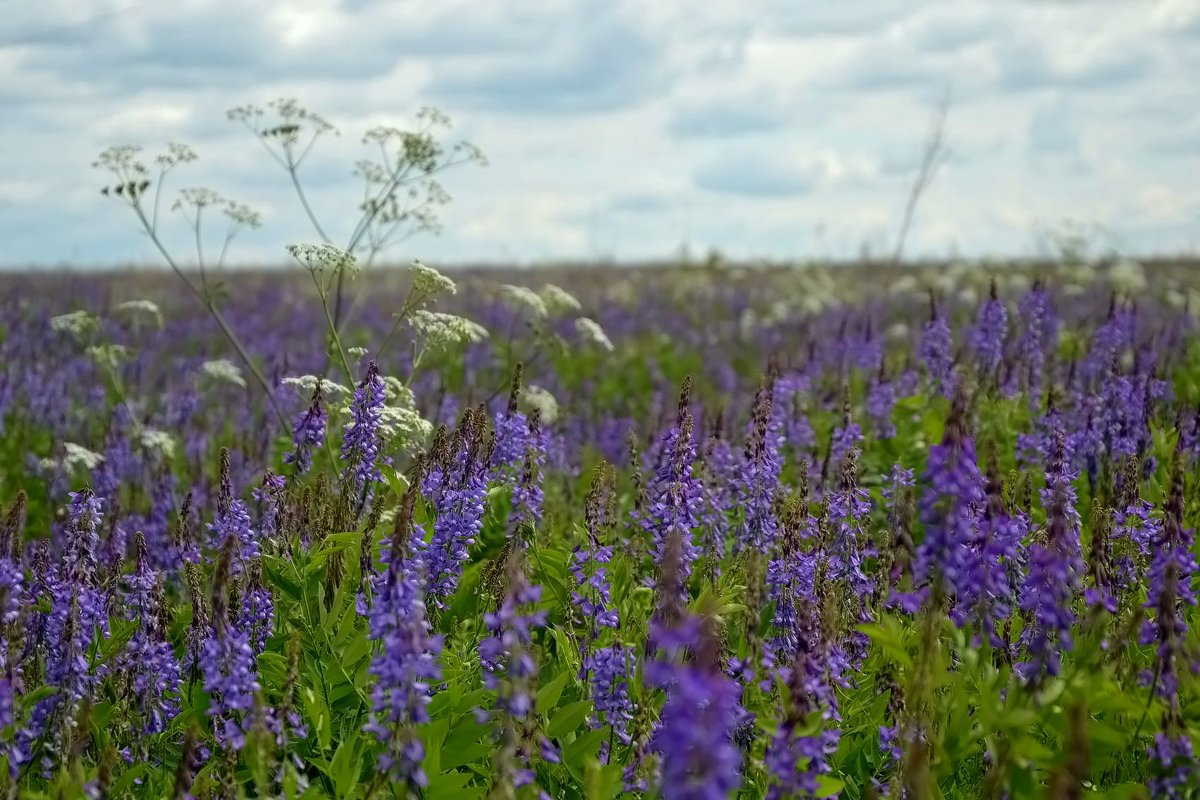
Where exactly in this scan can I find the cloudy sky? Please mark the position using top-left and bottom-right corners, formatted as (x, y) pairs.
(1, 0), (1198, 267)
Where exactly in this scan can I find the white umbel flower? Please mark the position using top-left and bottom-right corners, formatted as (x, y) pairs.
(62, 442), (105, 472)
(114, 299), (164, 329)
(521, 385), (559, 425)
(201, 358), (247, 388)
(86, 344), (130, 372)
(409, 260), (456, 299)
(281, 375), (351, 401)
(50, 310), (101, 339)
(286, 243), (359, 278)
(409, 310), (488, 350)
(574, 317), (614, 351)
(540, 284), (582, 314)
(138, 428), (178, 461)
(378, 405), (434, 454)
(500, 284), (548, 319)
(1108, 259), (1147, 294)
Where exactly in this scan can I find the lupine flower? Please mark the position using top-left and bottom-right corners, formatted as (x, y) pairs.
(957, 475), (1026, 648)
(365, 485), (442, 788)
(1019, 427), (1083, 681)
(970, 281), (1007, 377)
(765, 638), (839, 799)
(283, 393), (331, 474)
(911, 393), (985, 610)
(733, 377), (783, 553)
(917, 295), (955, 396)
(491, 365), (529, 479)
(239, 561), (274, 657)
(202, 538), (261, 752)
(424, 408), (488, 608)
(866, 371), (897, 439)
(341, 362), (386, 496)
(479, 555), (548, 791)
(121, 534), (180, 736)
(511, 410), (546, 529)
(647, 609), (744, 800)
(638, 378), (705, 575)
(583, 646), (635, 750)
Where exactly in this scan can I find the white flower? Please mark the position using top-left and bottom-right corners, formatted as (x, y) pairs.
(201, 358), (247, 388)
(500, 284), (548, 319)
(409, 260), (456, 300)
(286, 243), (359, 278)
(378, 405), (434, 454)
(574, 317), (614, 351)
(281, 375), (351, 400)
(520, 385), (558, 425)
(382, 376), (417, 409)
(138, 428), (177, 461)
(409, 310), (488, 351)
(62, 442), (105, 472)
(86, 344), (130, 372)
(886, 322), (911, 342)
(49, 310), (100, 339)
(1108, 259), (1147, 294)
(347, 346), (368, 359)
(114, 299), (164, 328)
(540, 284), (582, 315)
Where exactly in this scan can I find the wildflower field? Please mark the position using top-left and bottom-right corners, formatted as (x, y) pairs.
(2, 254), (1200, 800)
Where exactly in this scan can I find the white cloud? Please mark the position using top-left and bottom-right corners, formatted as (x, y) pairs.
(0, 0), (1196, 268)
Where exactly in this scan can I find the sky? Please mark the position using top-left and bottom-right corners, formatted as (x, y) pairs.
(0, 0), (1198, 268)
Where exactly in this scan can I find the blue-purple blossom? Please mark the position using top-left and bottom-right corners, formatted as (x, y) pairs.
(285, 387), (327, 474)
(647, 614), (744, 800)
(341, 362), (386, 495)
(970, 281), (1008, 376)
(364, 542), (441, 786)
(913, 397), (985, 608)
(1019, 428), (1083, 681)
(733, 378), (783, 553)
(424, 413), (488, 608)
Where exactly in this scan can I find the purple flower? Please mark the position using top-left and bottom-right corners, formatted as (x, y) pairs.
(969, 281), (1007, 376)
(341, 362), (386, 496)
(424, 411), (488, 608)
(917, 297), (955, 396)
(511, 412), (547, 529)
(364, 540), (441, 786)
(285, 386), (327, 475)
(583, 646), (634, 747)
(1019, 427), (1083, 681)
(733, 378), (783, 553)
(914, 395), (985, 608)
(765, 643), (839, 799)
(638, 379), (704, 576)
(866, 375), (897, 440)
(647, 614), (744, 800)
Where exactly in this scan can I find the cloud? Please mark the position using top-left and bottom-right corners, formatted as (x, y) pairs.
(0, 0), (1196, 267)
(667, 91), (791, 138)
(426, 4), (673, 114)
(693, 151), (819, 197)
(1027, 97), (1081, 157)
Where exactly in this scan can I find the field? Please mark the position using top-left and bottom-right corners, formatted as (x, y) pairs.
(1, 256), (1198, 798)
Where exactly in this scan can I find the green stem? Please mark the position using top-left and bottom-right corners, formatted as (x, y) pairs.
(129, 201), (289, 432)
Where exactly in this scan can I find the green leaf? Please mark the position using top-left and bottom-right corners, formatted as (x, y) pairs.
(427, 771), (482, 799)
(536, 669), (571, 716)
(563, 725), (610, 783)
(442, 742), (492, 770)
(816, 776), (845, 798)
(548, 700), (593, 738)
(329, 738), (360, 798)
(301, 687), (332, 751)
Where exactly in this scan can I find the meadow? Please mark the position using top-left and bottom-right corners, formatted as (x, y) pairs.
(1, 254), (1199, 799)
